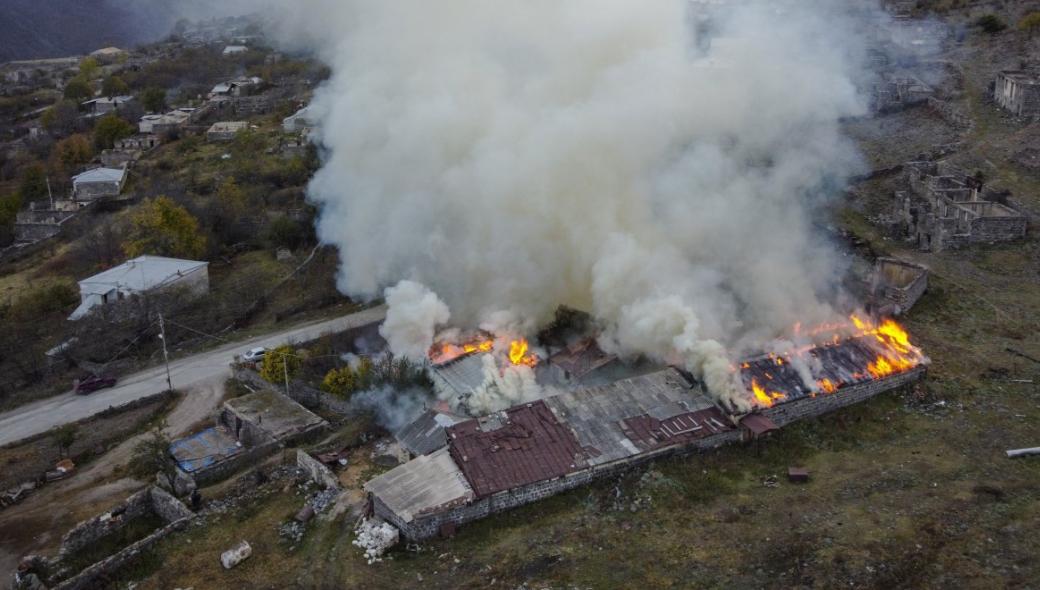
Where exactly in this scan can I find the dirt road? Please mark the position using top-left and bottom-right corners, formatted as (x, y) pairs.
(0, 305), (386, 447)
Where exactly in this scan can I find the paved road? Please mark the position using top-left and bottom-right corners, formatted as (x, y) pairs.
(0, 305), (387, 446)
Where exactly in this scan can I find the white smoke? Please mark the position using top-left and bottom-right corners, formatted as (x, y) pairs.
(378, 281), (450, 362)
(243, 0), (880, 408)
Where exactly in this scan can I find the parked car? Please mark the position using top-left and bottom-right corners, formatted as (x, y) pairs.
(73, 374), (117, 395)
(242, 347), (267, 363)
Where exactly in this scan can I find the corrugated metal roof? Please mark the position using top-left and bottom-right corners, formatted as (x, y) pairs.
(363, 447), (474, 523)
(395, 409), (466, 456)
(431, 354), (489, 397)
(739, 336), (907, 403)
(543, 368), (714, 466)
(72, 166), (126, 184)
(78, 255), (207, 295)
(447, 401), (587, 498)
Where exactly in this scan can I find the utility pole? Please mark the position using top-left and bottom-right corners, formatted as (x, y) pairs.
(46, 176), (54, 210)
(283, 350), (290, 398)
(158, 313), (173, 392)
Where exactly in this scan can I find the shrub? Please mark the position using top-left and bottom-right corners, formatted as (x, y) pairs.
(321, 357), (375, 399)
(1020, 12), (1040, 33)
(975, 14), (1007, 33)
(260, 344), (301, 384)
(93, 113), (135, 150)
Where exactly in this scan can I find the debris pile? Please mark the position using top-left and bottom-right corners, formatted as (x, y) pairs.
(353, 519), (400, 564)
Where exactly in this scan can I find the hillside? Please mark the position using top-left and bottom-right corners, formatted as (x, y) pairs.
(0, 0), (171, 62)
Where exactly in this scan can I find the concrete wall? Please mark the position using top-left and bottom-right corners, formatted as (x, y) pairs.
(73, 180), (122, 201)
(968, 216), (1027, 243)
(297, 450), (340, 490)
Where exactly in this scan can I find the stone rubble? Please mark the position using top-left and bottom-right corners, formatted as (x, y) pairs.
(353, 518), (400, 564)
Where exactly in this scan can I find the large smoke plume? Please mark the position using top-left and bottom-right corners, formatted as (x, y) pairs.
(255, 1), (877, 411)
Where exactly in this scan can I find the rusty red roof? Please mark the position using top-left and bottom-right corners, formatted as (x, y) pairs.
(621, 406), (735, 452)
(447, 401), (588, 498)
(740, 413), (779, 436)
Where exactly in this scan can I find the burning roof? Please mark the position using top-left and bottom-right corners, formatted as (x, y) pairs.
(740, 316), (927, 409)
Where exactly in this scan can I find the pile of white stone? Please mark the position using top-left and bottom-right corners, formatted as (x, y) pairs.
(353, 519), (399, 564)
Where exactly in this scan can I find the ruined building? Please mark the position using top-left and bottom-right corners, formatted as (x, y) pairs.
(894, 161), (1027, 252)
(366, 337), (927, 541)
(994, 70), (1040, 118)
(872, 73), (934, 113)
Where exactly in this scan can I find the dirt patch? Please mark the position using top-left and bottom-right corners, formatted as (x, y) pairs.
(0, 393), (172, 492)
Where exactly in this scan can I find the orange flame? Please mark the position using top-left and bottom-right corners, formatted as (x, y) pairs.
(817, 378), (838, 394)
(508, 338), (538, 367)
(751, 378), (787, 408)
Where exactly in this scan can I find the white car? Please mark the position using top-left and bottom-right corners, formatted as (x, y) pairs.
(242, 347), (267, 362)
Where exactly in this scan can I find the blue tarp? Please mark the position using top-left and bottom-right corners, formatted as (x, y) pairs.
(168, 427), (242, 473)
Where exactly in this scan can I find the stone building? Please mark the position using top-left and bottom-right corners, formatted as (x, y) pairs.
(870, 257), (929, 315)
(366, 355), (925, 542)
(872, 73), (934, 113)
(207, 121), (248, 142)
(71, 165), (127, 202)
(895, 161), (1027, 252)
(69, 255), (209, 320)
(994, 70), (1040, 118)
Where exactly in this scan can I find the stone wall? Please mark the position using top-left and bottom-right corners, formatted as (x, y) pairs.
(52, 520), (188, 590)
(57, 490), (152, 560)
(762, 366), (926, 428)
(968, 216), (1027, 243)
(190, 439), (281, 487)
(296, 450), (340, 490)
(149, 487), (193, 523)
(382, 428), (743, 541)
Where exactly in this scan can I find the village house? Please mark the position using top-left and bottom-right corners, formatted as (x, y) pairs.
(80, 95), (136, 117)
(89, 46), (128, 64)
(222, 45), (249, 56)
(993, 70), (1040, 118)
(68, 255), (209, 320)
(115, 134), (160, 151)
(210, 76), (262, 98)
(207, 121), (248, 142)
(895, 160), (1028, 252)
(138, 107), (195, 134)
(282, 106), (315, 133)
(71, 165), (127, 202)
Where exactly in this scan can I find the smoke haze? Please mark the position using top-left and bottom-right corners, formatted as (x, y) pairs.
(254, 1), (877, 408)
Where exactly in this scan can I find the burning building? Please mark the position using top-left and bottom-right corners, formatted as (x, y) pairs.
(366, 316), (928, 541)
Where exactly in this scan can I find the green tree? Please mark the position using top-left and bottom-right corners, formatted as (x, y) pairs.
(49, 134), (93, 178)
(93, 113), (134, 150)
(1020, 12), (1040, 33)
(0, 192), (23, 244)
(123, 196), (207, 259)
(217, 177), (247, 213)
(100, 75), (129, 97)
(140, 87), (167, 113)
(54, 424), (77, 459)
(265, 215), (305, 251)
(18, 164), (48, 202)
(321, 358), (374, 399)
(63, 76), (93, 101)
(130, 425), (177, 488)
(260, 345), (301, 384)
(41, 100), (80, 134)
(79, 56), (100, 79)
